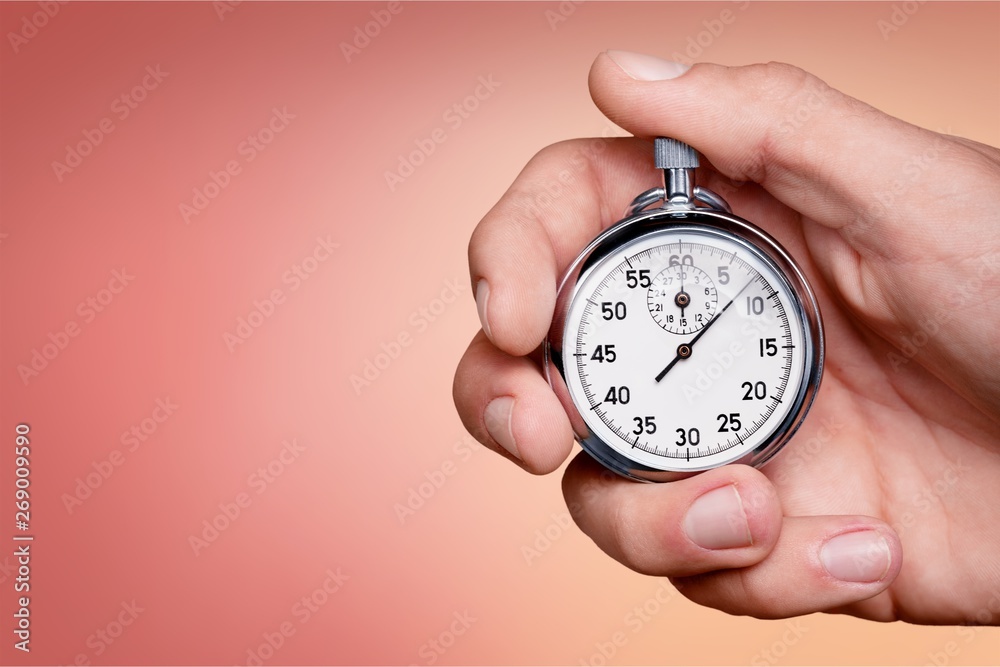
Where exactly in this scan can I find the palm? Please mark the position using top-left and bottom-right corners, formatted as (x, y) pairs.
(698, 181), (1000, 623)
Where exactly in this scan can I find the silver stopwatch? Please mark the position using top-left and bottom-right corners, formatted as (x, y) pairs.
(545, 138), (824, 482)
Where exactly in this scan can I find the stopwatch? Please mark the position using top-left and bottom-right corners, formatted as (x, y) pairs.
(544, 138), (823, 482)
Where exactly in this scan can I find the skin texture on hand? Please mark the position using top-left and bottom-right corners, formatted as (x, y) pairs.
(453, 52), (1000, 624)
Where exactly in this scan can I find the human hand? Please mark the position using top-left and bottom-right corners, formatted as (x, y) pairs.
(453, 51), (1000, 623)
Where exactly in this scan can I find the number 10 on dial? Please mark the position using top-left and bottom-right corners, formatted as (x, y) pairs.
(545, 139), (823, 482)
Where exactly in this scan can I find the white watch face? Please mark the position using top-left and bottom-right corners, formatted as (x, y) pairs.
(562, 226), (809, 472)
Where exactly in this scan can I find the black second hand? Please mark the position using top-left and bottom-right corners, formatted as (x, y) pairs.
(654, 277), (756, 383)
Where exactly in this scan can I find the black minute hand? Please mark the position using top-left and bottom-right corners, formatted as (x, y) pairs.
(654, 277), (755, 383)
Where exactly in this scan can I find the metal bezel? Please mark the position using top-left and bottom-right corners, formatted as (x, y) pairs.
(543, 207), (824, 483)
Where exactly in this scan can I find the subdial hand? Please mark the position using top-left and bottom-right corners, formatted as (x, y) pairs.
(678, 268), (687, 318)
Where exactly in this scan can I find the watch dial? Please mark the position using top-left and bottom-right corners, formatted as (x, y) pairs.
(562, 225), (811, 473)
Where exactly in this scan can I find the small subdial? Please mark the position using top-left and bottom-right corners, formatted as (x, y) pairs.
(647, 264), (718, 334)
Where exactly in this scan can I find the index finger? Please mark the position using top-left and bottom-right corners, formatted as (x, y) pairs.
(469, 137), (659, 356)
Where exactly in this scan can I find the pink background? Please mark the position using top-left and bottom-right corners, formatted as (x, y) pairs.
(1, 1), (998, 664)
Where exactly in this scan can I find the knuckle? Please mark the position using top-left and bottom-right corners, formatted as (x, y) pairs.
(521, 138), (597, 184)
(528, 138), (581, 165)
(737, 62), (816, 104)
(725, 62), (833, 183)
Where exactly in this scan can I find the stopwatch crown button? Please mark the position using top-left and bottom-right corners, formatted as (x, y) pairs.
(655, 137), (699, 170)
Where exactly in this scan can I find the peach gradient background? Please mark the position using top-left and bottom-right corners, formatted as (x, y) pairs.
(1, 1), (999, 665)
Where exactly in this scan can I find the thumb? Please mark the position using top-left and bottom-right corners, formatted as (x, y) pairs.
(588, 52), (957, 251)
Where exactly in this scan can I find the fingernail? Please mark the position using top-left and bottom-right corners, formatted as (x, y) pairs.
(484, 396), (519, 460)
(683, 485), (752, 550)
(820, 531), (891, 583)
(476, 279), (492, 340)
(606, 50), (691, 81)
